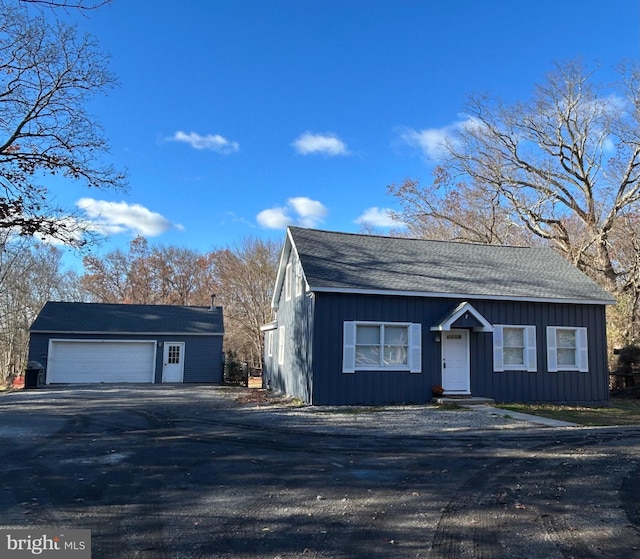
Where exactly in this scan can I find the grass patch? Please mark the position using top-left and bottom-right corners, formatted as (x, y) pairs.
(497, 398), (640, 426)
(434, 403), (472, 412)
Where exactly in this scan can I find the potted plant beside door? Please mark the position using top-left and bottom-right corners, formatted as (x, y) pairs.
(432, 385), (444, 397)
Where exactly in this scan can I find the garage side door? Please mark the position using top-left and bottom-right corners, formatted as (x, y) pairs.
(47, 340), (156, 384)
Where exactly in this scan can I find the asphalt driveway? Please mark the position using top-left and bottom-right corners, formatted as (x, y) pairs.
(1, 385), (639, 558)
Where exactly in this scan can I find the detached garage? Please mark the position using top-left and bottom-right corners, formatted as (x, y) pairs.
(29, 302), (224, 385)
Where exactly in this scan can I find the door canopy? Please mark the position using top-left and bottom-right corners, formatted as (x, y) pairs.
(431, 301), (494, 333)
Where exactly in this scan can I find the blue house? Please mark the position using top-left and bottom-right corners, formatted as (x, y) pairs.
(262, 227), (616, 405)
(29, 302), (224, 384)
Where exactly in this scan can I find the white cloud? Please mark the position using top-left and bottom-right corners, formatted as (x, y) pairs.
(356, 207), (407, 229)
(288, 197), (328, 227)
(292, 132), (349, 156)
(167, 131), (239, 154)
(400, 116), (487, 161)
(256, 207), (290, 229)
(257, 197), (327, 229)
(76, 198), (184, 237)
(400, 126), (454, 161)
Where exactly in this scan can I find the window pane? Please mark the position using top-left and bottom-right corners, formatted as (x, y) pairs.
(384, 326), (408, 345)
(557, 348), (576, 366)
(503, 328), (524, 348)
(504, 347), (524, 365)
(356, 346), (380, 366)
(356, 326), (380, 344)
(556, 329), (576, 348)
(384, 346), (408, 365)
(168, 345), (180, 364)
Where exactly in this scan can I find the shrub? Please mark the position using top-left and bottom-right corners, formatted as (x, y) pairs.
(224, 350), (247, 386)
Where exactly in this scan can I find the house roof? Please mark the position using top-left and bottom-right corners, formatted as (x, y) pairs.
(282, 227), (615, 305)
(30, 302), (224, 335)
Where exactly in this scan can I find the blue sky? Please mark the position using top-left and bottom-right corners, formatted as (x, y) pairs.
(48, 0), (639, 262)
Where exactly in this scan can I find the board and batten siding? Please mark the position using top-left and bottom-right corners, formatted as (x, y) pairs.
(29, 332), (223, 384)
(266, 251), (314, 402)
(309, 293), (609, 406)
(468, 300), (608, 403)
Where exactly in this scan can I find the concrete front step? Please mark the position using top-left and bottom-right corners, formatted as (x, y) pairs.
(434, 396), (495, 405)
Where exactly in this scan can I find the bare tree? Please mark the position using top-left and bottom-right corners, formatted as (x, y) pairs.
(19, 0), (109, 8)
(0, 231), (79, 384)
(80, 237), (218, 306)
(0, 0), (125, 246)
(212, 238), (280, 368)
(390, 60), (640, 344)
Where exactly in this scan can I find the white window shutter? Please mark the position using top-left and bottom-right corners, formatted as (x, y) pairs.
(409, 323), (422, 373)
(577, 327), (589, 372)
(547, 327), (558, 372)
(493, 326), (504, 372)
(526, 326), (537, 372)
(343, 322), (356, 373)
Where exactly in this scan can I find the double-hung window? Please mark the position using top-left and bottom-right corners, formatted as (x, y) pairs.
(493, 325), (537, 372)
(547, 327), (588, 372)
(343, 322), (422, 373)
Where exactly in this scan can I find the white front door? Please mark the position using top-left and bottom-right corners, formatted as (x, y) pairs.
(442, 330), (470, 394)
(162, 342), (185, 383)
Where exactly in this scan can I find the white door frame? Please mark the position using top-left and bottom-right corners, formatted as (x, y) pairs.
(441, 329), (470, 394)
(162, 341), (185, 383)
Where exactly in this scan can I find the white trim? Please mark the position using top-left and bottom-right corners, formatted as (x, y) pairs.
(310, 286), (614, 306)
(430, 301), (494, 332)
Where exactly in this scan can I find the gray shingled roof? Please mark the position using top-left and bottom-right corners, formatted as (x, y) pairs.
(30, 302), (224, 334)
(288, 227), (615, 304)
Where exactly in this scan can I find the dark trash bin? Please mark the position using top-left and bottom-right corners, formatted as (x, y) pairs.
(24, 361), (44, 389)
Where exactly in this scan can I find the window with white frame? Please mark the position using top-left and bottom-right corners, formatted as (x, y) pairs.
(277, 326), (286, 365)
(284, 263), (292, 301)
(267, 331), (273, 357)
(342, 322), (422, 373)
(295, 260), (303, 297)
(547, 327), (588, 372)
(493, 325), (537, 372)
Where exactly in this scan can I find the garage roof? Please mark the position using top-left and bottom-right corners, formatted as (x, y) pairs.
(30, 302), (224, 335)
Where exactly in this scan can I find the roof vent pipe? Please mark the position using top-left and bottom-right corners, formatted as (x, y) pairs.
(210, 294), (217, 310)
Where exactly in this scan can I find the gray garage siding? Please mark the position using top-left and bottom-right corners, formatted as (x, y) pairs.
(29, 333), (223, 384)
(153, 335), (223, 383)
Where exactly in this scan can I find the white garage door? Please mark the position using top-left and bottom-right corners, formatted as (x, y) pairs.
(47, 340), (156, 384)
